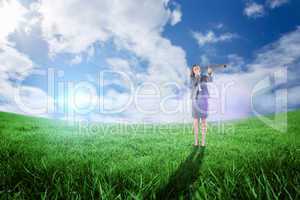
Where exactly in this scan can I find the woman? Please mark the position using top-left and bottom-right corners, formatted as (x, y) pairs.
(190, 64), (213, 147)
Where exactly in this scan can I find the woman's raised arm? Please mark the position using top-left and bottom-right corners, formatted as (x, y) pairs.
(207, 67), (213, 82)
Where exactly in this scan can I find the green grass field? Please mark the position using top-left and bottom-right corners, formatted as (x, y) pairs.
(0, 110), (299, 199)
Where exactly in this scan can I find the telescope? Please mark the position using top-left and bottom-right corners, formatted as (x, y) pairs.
(204, 64), (227, 69)
(192, 63), (228, 75)
(198, 64), (228, 74)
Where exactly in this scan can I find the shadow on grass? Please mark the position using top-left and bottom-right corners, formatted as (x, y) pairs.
(154, 146), (205, 200)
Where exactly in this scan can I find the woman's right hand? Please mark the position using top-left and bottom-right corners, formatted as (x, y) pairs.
(208, 67), (213, 75)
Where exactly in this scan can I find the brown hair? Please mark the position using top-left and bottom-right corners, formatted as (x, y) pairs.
(190, 64), (200, 78)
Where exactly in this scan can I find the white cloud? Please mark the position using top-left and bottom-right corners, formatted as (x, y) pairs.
(215, 23), (224, 29)
(0, 0), (28, 47)
(243, 0), (289, 19)
(37, 0), (188, 88)
(0, 1), (52, 117)
(208, 27), (300, 121)
(243, 2), (265, 18)
(192, 30), (237, 46)
(106, 57), (132, 73)
(251, 26), (300, 68)
(0, 46), (51, 117)
(0, 0), (36, 106)
(0, 46), (34, 81)
(170, 3), (182, 26)
(69, 55), (82, 65)
(37, 0), (180, 54)
(0, 0), (185, 123)
(0, 87), (52, 118)
(266, 0), (289, 9)
(32, 0), (190, 122)
(104, 57), (137, 89)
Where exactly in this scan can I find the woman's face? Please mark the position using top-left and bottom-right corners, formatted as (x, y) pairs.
(193, 66), (201, 75)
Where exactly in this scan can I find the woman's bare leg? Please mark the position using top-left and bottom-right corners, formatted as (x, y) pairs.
(201, 117), (207, 146)
(193, 118), (199, 145)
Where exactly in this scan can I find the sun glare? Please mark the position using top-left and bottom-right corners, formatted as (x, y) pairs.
(68, 89), (98, 114)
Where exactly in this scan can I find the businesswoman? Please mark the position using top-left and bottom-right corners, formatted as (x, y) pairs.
(190, 64), (213, 147)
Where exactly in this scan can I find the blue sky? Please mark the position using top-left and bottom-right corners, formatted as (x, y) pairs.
(164, 0), (300, 65)
(0, 0), (300, 123)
